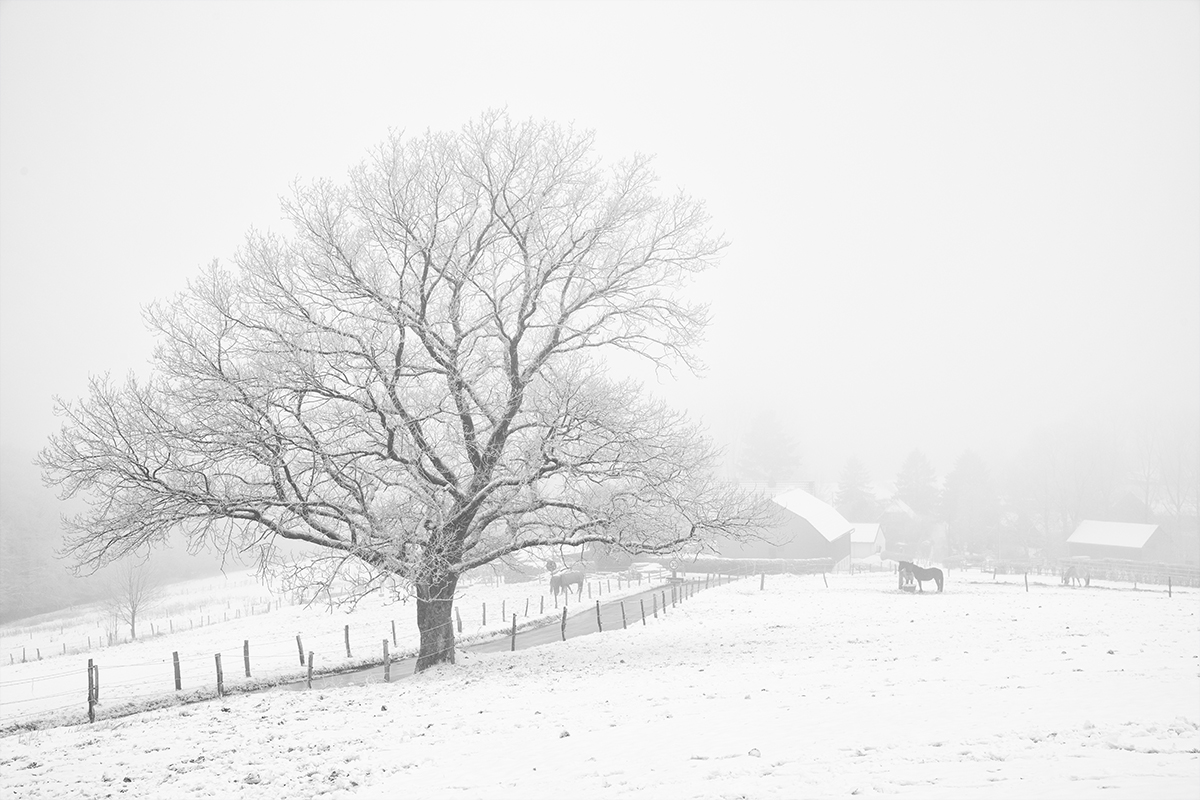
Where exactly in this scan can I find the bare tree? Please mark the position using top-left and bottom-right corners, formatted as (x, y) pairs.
(105, 561), (161, 642)
(40, 111), (765, 670)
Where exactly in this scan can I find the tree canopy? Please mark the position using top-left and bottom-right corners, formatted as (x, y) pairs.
(835, 456), (878, 522)
(39, 111), (763, 669)
(941, 450), (999, 556)
(894, 449), (939, 519)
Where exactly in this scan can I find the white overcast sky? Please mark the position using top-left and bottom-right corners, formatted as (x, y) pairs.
(1, 0), (1197, 496)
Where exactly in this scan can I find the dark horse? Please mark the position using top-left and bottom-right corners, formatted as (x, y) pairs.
(898, 560), (944, 593)
(550, 569), (585, 598)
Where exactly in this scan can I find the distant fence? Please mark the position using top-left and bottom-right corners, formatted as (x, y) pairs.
(668, 557), (833, 576)
(1058, 557), (1200, 588)
(956, 557), (1200, 588)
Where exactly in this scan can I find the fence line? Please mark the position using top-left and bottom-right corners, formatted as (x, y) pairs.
(0, 571), (727, 731)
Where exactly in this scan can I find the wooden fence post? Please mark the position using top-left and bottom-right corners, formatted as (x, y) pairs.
(1024, 573), (1029, 592)
(822, 573), (828, 588)
(652, 594), (658, 618)
(511, 614), (518, 651)
(87, 659), (95, 723)
(483, 602), (487, 626)
(620, 601), (627, 629)
(93, 664), (100, 702)
(662, 590), (668, 615)
(306, 651), (314, 689)
(215, 653), (224, 697)
(525, 598), (529, 617)
(560, 606), (568, 641)
(344, 625), (352, 659)
(383, 640), (391, 683)
(244, 640), (251, 677)
(502, 600), (506, 620)
(296, 634), (305, 666)
(760, 573), (765, 591)
(391, 620), (397, 647)
(173, 651), (181, 690)
(595, 600), (603, 632)
(540, 596), (545, 614)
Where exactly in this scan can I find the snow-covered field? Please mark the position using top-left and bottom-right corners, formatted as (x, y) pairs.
(1, 571), (1196, 799)
(0, 566), (667, 729)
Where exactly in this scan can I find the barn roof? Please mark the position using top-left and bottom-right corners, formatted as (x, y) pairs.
(1067, 520), (1160, 549)
(850, 523), (882, 544)
(771, 488), (854, 543)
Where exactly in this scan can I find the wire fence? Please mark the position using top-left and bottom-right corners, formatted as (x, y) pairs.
(1, 566), (684, 733)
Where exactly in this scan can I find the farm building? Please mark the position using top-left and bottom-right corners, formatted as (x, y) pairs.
(850, 523), (886, 560)
(718, 488), (854, 567)
(1066, 520), (1171, 562)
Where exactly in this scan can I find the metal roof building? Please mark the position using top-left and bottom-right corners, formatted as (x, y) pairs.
(1066, 520), (1168, 561)
(718, 488), (854, 566)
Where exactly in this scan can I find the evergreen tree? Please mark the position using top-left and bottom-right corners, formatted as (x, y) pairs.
(737, 410), (802, 488)
(835, 456), (879, 521)
(894, 450), (939, 518)
(941, 450), (1000, 555)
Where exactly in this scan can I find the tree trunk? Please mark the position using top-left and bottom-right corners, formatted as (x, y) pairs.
(415, 572), (458, 672)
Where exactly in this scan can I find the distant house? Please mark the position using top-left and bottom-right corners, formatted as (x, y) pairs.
(718, 488), (854, 566)
(850, 523), (886, 560)
(1066, 520), (1170, 562)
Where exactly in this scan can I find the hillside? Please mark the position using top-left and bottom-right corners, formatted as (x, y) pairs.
(2, 571), (1196, 798)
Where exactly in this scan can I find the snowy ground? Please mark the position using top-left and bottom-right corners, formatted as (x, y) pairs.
(2, 571), (1197, 799)
(0, 566), (667, 729)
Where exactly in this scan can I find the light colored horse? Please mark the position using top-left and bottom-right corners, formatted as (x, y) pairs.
(550, 570), (585, 598)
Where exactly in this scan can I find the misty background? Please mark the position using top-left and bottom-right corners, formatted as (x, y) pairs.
(1, 1), (1197, 621)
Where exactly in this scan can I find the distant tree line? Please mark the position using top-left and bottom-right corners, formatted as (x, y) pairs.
(827, 421), (1199, 563)
(0, 477), (236, 624)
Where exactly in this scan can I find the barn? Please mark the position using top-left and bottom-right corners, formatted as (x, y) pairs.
(1065, 520), (1170, 562)
(850, 523), (886, 560)
(718, 488), (854, 567)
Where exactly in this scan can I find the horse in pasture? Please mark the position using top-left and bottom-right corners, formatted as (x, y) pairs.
(1062, 565), (1090, 587)
(898, 560), (944, 593)
(550, 569), (585, 598)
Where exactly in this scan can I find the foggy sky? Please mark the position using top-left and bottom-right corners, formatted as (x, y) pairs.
(1, 0), (1197, 507)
